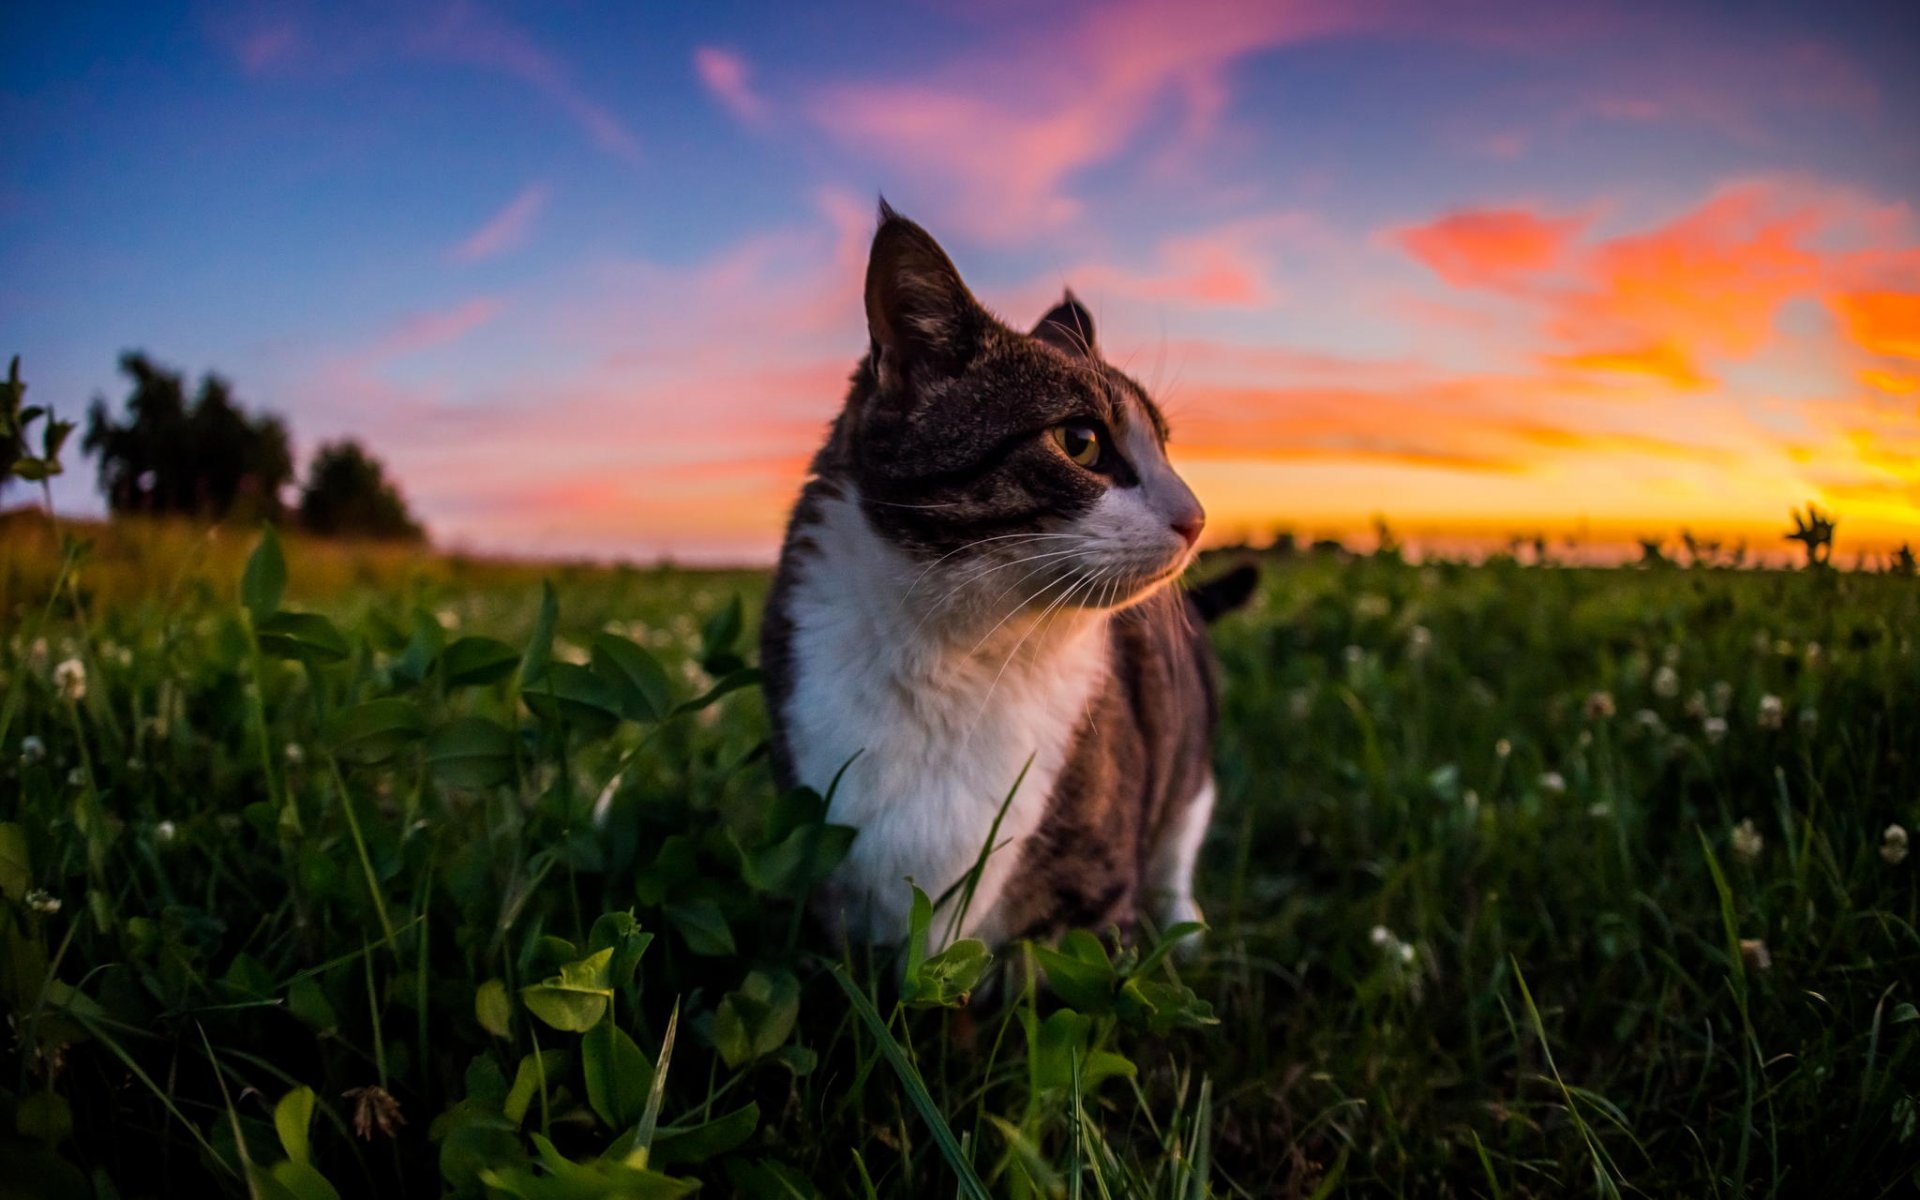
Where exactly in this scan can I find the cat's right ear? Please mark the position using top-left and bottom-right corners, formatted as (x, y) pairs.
(1031, 290), (1096, 358)
(865, 203), (986, 372)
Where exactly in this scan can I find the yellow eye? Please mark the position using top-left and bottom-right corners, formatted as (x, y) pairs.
(1051, 422), (1103, 469)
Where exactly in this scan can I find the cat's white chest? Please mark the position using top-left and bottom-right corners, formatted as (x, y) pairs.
(778, 489), (1107, 946)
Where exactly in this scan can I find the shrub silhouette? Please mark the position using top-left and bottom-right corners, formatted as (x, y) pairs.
(298, 438), (424, 541)
(1784, 503), (1838, 568)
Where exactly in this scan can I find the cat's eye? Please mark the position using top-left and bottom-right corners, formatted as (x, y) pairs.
(1050, 422), (1104, 470)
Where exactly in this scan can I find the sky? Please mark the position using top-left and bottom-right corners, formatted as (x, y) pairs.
(5, 0), (1920, 563)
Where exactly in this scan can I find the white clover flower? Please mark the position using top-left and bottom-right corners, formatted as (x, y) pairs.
(1662, 644), (1681, 666)
(555, 638), (589, 666)
(1539, 771), (1566, 795)
(1342, 644), (1364, 666)
(1462, 789), (1480, 816)
(1798, 707), (1818, 733)
(1731, 818), (1764, 864)
(1287, 688), (1313, 720)
(435, 608), (461, 630)
(25, 889), (61, 916)
(1398, 941), (1416, 965)
(285, 742), (305, 765)
(1588, 802), (1613, 818)
(1740, 938), (1772, 971)
(1684, 690), (1708, 719)
(1408, 625), (1432, 660)
(66, 767), (85, 788)
(1804, 642), (1822, 666)
(28, 637), (49, 668)
(1577, 729), (1593, 748)
(155, 820), (177, 846)
(53, 657), (86, 703)
(1653, 665), (1680, 698)
(20, 735), (46, 765)
(1757, 694), (1784, 730)
(1882, 824), (1909, 866)
(1369, 925), (1394, 948)
(1634, 709), (1663, 733)
(1584, 691), (1616, 719)
(1495, 738), (1512, 759)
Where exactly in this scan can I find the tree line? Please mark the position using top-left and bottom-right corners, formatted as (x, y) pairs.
(4, 351), (423, 540)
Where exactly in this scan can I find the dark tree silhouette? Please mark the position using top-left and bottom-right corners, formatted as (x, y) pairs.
(83, 352), (292, 519)
(299, 439), (424, 541)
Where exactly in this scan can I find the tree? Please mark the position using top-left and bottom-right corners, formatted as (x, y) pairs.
(299, 439), (424, 541)
(83, 352), (292, 519)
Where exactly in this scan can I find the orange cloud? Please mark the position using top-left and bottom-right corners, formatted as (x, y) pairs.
(1832, 291), (1920, 359)
(1397, 209), (1584, 289)
(1544, 340), (1709, 389)
(1554, 184), (1824, 356)
(1394, 182), (1901, 396)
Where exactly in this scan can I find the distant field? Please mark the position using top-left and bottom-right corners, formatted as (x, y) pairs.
(2, 518), (1916, 1198)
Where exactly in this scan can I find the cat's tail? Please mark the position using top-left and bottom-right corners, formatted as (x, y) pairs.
(1186, 563), (1259, 623)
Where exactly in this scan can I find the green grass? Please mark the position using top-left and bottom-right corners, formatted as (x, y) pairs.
(2, 521), (1916, 1198)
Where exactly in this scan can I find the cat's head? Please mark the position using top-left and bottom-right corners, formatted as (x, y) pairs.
(832, 204), (1204, 620)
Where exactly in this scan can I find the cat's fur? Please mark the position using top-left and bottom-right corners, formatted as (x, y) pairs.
(760, 204), (1253, 948)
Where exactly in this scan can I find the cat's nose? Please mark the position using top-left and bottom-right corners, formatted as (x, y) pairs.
(1171, 512), (1205, 548)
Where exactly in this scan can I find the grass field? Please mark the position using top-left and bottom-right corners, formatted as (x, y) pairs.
(2, 516), (1917, 1198)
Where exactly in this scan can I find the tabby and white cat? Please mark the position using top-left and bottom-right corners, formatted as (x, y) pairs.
(761, 205), (1255, 949)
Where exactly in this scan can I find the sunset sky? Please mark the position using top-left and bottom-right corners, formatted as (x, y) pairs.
(7, 0), (1920, 562)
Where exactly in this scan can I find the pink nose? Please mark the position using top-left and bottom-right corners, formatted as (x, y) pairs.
(1171, 514), (1204, 548)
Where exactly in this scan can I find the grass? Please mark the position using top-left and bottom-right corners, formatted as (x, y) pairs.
(1, 517), (1916, 1198)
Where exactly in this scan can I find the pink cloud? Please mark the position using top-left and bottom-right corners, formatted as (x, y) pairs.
(804, 0), (1379, 241)
(694, 46), (768, 125)
(450, 183), (550, 263)
(235, 23), (300, 75)
(366, 297), (506, 362)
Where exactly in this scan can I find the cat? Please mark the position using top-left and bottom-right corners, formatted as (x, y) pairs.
(760, 203), (1256, 950)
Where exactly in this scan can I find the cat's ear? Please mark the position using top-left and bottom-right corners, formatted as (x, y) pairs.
(1031, 290), (1097, 358)
(865, 202), (987, 370)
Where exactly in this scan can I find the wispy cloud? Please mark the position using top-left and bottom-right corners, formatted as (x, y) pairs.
(694, 47), (768, 125)
(365, 296), (507, 363)
(207, 2), (641, 162)
(413, 3), (641, 162)
(803, 0), (1381, 240)
(450, 183), (551, 263)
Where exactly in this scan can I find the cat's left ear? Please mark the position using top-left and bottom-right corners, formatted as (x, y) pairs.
(1031, 290), (1096, 358)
